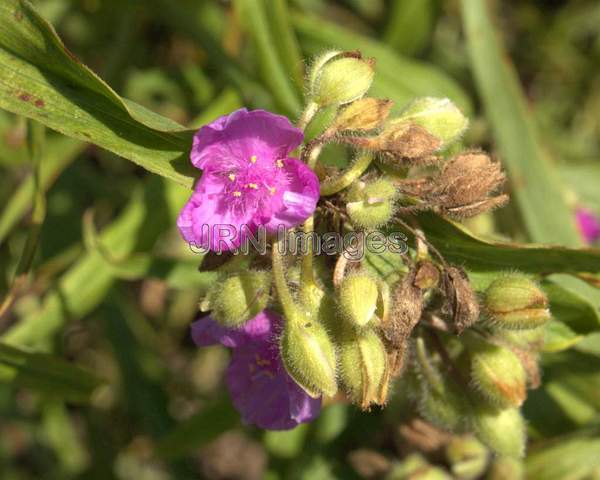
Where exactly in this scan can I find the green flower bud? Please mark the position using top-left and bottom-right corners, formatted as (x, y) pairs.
(446, 436), (489, 480)
(338, 273), (379, 328)
(466, 336), (527, 408)
(486, 456), (524, 480)
(415, 338), (471, 431)
(310, 52), (375, 107)
(209, 271), (271, 327)
(485, 275), (550, 330)
(339, 328), (387, 409)
(346, 177), (397, 228)
(472, 405), (526, 458)
(389, 453), (453, 480)
(392, 97), (468, 148)
(281, 312), (338, 398)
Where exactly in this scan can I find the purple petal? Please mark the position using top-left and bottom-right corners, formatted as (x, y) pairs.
(576, 208), (600, 244)
(263, 158), (320, 232)
(191, 109), (303, 171)
(190, 311), (278, 348)
(177, 172), (254, 252)
(286, 376), (322, 424)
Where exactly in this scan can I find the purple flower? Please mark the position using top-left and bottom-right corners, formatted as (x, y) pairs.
(576, 207), (600, 244)
(191, 310), (321, 430)
(178, 109), (320, 251)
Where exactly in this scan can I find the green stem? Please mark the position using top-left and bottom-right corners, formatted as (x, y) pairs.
(297, 101), (319, 131)
(320, 153), (373, 196)
(271, 237), (299, 322)
(300, 216), (316, 291)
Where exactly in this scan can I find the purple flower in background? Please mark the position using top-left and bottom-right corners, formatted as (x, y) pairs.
(192, 310), (321, 430)
(576, 207), (600, 244)
(178, 109), (320, 251)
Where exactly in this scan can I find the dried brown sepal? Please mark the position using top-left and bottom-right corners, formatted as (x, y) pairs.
(331, 98), (394, 133)
(381, 269), (424, 378)
(428, 151), (508, 218)
(414, 261), (440, 290)
(511, 348), (541, 389)
(346, 123), (442, 158)
(347, 449), (392, 479)
(443, 266), (480, 334)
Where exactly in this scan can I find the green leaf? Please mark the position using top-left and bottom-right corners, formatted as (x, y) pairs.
(235, 0), (301, 114)
(383, 0), (437, 56)
(526, 428), (600, 480)
(292, 10), (472, 114)
(543, 275), (600, 333)
(1, 177), (190, 348)
(155, 400), (239, 459)
(415, 213), (600, 273)
(0, 342), (101, 403)
(0, 135), (83, 245)
(543, 320), (583, 353)
(0, 0), (196, 188)
(461, 0), (581, 246)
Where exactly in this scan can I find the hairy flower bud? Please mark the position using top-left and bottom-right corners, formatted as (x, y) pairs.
(281, 312), (338, 398)
(310, 52), (375, 107)
(346, 177), (397, 228)
(338, 273), (380, 328)
(339, 328), (388, 409)
(416, 151), (508, 219)
(465, 335), (527, 408)
(486, 456), (524, 480)
(350, 123), (442, 161)
(443, 266), (480, 333)
(484, 275), (550, 330)
(446, 436), (489, 480)
(472, 405), (526, 458)
(415, 338), (471, 431)
(208, 271), (271, 327)
(331, 97), (393, 133)
(395, 97), (469, 148)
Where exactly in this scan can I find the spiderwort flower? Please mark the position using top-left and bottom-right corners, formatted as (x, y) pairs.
(576, 207), (600, 244)
(178, 109), (320, 251)
(191, 310), (321, 430)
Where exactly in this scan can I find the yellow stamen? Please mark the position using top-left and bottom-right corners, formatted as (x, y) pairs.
(233, 191), (242, 197)
(228, 173), (236, 181)
(275, 159), (284, 168)
(247, 183), (258, 189)
(250, 155), (257, 164)
(269, 186), (276, 195)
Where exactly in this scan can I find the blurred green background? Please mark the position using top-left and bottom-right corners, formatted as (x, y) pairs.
(1, 0), (600, 479)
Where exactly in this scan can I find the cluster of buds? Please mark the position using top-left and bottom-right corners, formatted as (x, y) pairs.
(185, 50), (553, 457)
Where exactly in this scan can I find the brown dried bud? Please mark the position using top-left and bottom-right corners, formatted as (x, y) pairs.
(331, 98), (394, 133)
(428, 151), (508, 219)
(443, 266), (480, 334)
(384, 269), (424, 349)
(347, 449), (392, 479)
(414, 261), (440, 290)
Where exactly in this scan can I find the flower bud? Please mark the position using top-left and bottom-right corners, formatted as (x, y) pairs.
(338, 273), (379, 328)
(472, 405), (526, 458)
(446, 436), (489, 480)
(443, 266), (480, 333)
(484, 275), (550, 330)
(310, 52), (375, 107)
(339, 328), (387, 409)
(330, 97), (393, 133)
(466, 335), (527, 408)
(415, 338), (471, 431)
(394, 97), (469, 148)
(281, 312), (338, 398)
(486, 456), (524, 480)
(209, 271), (271, 327)
(346, 177), (397, 228)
